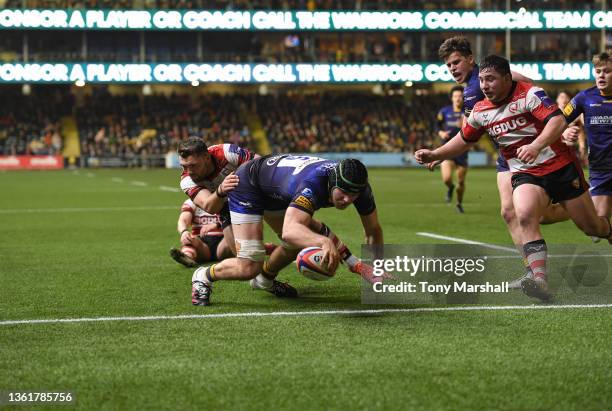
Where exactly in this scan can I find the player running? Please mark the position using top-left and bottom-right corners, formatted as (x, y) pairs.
(190, 155), (384, 306)
(438, 36), (568, 288)
(562, 50), (612, 219)
(415, 55), (612, 301)
(436, 85), (468, 213)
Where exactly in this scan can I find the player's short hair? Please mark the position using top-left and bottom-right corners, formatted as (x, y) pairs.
(450, 85), (464, 98)
(592, 50), (611, 67)
(178, 137), (208, 158)
(479, 55), (511, 77)
(438, 36), (473, 61)
(328, 159), (368, 195)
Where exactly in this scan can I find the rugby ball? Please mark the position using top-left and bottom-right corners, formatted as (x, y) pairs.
(296, 247), (336, 281)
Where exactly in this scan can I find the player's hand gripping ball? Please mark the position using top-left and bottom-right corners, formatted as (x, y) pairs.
(296, 247), (336, 281)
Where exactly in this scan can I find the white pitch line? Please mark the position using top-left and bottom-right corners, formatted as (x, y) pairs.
(111, 177), (124, 183)
(130, 181), (148, 187)
(416, 232), (612, 257)
(417, 232), (517, 253)
(159, 186), (180, 193)
(0, 206), (177, 214)
(1, 304), (611, 326)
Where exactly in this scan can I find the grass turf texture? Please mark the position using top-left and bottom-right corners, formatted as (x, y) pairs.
(1, 168), (611, 410)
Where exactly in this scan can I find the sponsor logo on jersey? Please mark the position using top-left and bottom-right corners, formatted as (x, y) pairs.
(589, 116), (612, 125)
(266, 155), (283, 166)
(488, 116), (528, 137)
(292, 195), (314, 212)
(301, 188), (314, 198)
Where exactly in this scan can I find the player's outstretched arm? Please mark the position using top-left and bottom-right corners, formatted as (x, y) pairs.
(516, 114), (566, 163)
(283, 207), (341, 273)
(415, 132), (473, 164)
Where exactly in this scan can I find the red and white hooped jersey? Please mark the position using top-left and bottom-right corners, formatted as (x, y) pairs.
(461, 81), (575, 176)
(181, 199), (223, 236)
(180, 143), (255, 200)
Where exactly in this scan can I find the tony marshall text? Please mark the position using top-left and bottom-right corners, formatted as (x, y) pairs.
(373, 281), (509, 294)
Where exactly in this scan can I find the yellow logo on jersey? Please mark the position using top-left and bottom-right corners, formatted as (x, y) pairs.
(293, 195), (314, 212)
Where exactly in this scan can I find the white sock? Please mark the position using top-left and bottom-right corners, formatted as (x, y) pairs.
(254, 273), (273, 289)
(192, 267), (212, 286)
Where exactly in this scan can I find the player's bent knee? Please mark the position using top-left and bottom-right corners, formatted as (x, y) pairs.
(500, 207), (516, 225)
(235, 258), (263, 279)
(515, 210), (538, 229)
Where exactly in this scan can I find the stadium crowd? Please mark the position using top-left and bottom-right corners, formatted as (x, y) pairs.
(256, 92), (444, 153)
(76, 90), (254, 158)
(0, 86), (70, 156)
(3, 86), (590, 159)
(0, 87), (460, 157)
(0, 87), (255, 157)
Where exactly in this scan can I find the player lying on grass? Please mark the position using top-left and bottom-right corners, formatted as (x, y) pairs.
(190, 155), (384, 306)
(169, 198), (233, 267)
(438, 36), (570, 289)
(170, 199), (278, 267)
(415, 55), (612, 302)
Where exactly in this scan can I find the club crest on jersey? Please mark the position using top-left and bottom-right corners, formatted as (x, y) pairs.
(562, 103), (574, 117)
(488, 117), (528, 137)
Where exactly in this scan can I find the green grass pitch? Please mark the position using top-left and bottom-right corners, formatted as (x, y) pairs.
(1, 168), (611, 410)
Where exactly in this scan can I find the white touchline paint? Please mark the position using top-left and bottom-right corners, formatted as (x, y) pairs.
(416, 232), (612, 257)
(0, 206), (177, 214)
(417, 232), (518, 253)
(1, 304), (611, 327)
(159, 186), (180, 193)
(130, 181), (148, 186)
(111, 177), (124, 183)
